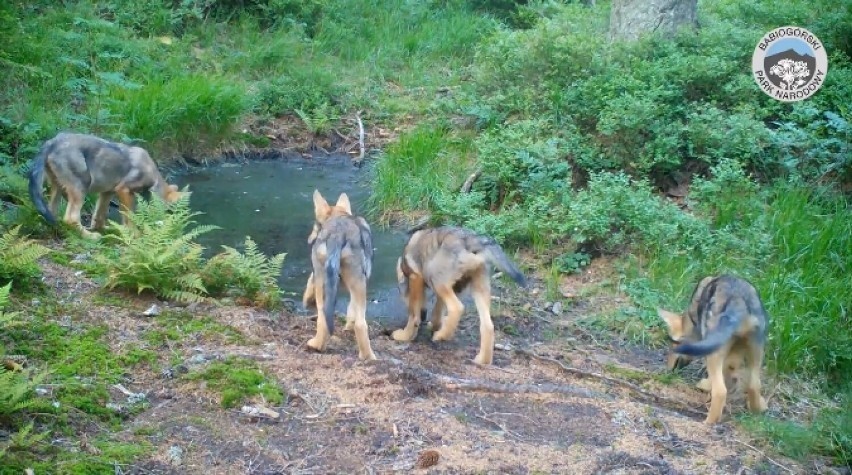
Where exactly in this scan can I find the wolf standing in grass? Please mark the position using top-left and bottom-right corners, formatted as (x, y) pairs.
(302, 190), (377, 361)
(28, 132), (184, 239)
(392, 226), (527, 365)
(658, 274), (769, 424)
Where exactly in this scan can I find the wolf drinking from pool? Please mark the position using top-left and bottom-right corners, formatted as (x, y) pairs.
(28, 132), (184, 239)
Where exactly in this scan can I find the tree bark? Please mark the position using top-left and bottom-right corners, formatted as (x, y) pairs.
(609, 0), (698, 42)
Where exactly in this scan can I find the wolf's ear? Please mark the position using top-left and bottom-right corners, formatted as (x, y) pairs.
(335, 193), (352, 214)
(313, 189), (330, 220)
(657, 308), (684, 339)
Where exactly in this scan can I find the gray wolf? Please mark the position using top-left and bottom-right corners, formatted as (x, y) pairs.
(301, 190), (376, 361)
(658, 274), (769, 424)
(392, 226), (527, 365)
(28, 132), (184, 239)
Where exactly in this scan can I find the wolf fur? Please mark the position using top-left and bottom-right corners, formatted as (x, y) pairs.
(302, 190), (376, 361)
(392, 226), (527, 365)
(28, 132), (184, 239)
(658, 274), (769, 424)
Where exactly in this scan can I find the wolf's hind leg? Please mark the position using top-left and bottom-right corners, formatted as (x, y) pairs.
(302, 272), (316, 309)
(745, 343), (768, 413)
(470, 272), (495, 365)
(704, 352), (728, 424)
(91, 192), (113, 231)
(392, 275), (425, 342)
(63, 188), (100, 239)
(428, 296), (445, 333)
(306, 270), (331, 352)
(431, 285), (464, 342)
(342, 269), (376, 361)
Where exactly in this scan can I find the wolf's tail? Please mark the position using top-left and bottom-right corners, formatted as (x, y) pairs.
(28, 139), (57, 225)
(481, 238), (527, 287)
(322, 235), (344, 335)
(674, 313), (738, 356)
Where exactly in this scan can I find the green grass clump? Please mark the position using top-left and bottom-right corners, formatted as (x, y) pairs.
(369, 124), (473, 215)
(110, 74), (249, 158)
(186, 357), (284, 408)
(144, 312), (245, 348)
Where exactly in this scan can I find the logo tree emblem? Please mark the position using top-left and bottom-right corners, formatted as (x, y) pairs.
(769, 58), (811, 90)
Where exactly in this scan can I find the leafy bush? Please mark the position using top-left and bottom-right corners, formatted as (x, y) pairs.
(0, 225), (50, 287)
(564, 172), (712, 256)
(470, 3), (850, 184)
(94, 195), (218, 303)
(203, 236), (286, 309)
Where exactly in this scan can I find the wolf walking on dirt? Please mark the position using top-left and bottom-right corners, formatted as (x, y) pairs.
(28, 132), (184, 239)
(658, 274), (769, 424)
(392, 226), (527, 365)
(302, 190), (377, 361)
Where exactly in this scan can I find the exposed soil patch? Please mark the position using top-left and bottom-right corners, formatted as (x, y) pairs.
(30, 255), (813, 474)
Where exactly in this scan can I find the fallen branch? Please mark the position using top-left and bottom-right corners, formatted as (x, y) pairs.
(460, 168), (482, 193)
(355, 111), (365, 163)
(386, 358), (604, 400)
(735, 439), (794, 474)
(516, 349), (707, 419)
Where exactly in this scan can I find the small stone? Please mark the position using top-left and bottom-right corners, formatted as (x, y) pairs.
(168, 445), (183, 466)
(241, 405), (280, 420)
(142, 304), (160, 317)
(551, 302), (563, 315)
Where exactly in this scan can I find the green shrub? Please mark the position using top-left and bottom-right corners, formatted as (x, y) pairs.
(0, 225), (50, 287)
(203, 236), (286, 309)
(94, 195), (218, 303)
(564, 172), (712, 256)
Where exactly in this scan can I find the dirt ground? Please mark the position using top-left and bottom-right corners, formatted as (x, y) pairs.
(37, 255), (814, 475)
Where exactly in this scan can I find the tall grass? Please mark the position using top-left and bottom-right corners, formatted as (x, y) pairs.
(758, 187), (851, 381)
(108, 75), (249, 158)
(368, 124), (471, 216)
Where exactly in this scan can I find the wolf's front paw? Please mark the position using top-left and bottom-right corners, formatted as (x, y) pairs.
(432, 329), (454, 341)
(81, 229), (102, 240)
(305, 337), (326, 352)
(473, 353), (492, 366)
(391, 328), (414, 342)
(359, 350), (378, 361)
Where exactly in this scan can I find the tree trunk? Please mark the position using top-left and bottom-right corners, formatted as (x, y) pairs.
(609, 0), (698, 42)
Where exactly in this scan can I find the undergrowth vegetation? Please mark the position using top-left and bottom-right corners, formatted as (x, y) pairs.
(0, 0), (850, 468)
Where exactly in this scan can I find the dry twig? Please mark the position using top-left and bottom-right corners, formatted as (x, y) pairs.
(355, 111), (365, 163)
(516, 349), (708, 419)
